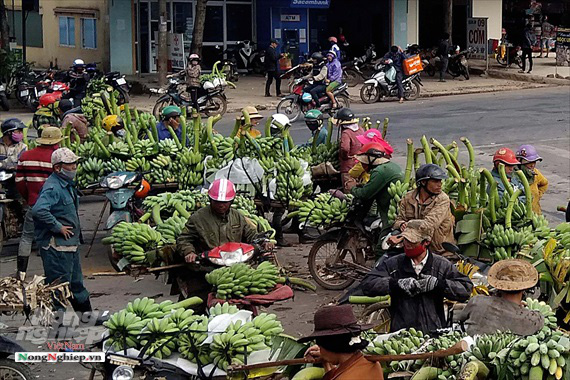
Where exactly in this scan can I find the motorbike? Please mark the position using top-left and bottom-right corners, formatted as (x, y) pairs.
(0, 336), (33, 380)
(215, 45), (240, 82)
(342, 44), (377, 87)
(0, 82), (9, 111)
(359, 61), (422, 104)
(101, 71), (131, 104)
(0, 171), (23, 253)
(280, 62), (313, 93)
(151, 77), (228, 119)
(276, 78), (351, 122)
(447, 46), (472, 80)
(307, 203), (382, 290)
(495, 43), (523, 69)
(221, 40), (265, 75)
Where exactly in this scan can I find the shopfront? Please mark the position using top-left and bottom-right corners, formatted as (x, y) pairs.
(133, 0), (254, 73)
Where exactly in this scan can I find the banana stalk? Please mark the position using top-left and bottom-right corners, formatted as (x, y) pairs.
(414, 148), (422, 171)
(382, 117), (389, 139)
(446, 164), (462, 181)
(515, 170), (533, 219)
(206, 117), (218, 157)
(63, 122), (72, 148)
(193, 113), (201, 151)
(92, 133), (111, 158)
(125, 132), (136, 155)
(180, 115), (187, 148)
(460, 137), (475, 171)
(505, 189), (523, 228)
(166, 125), (182, 149)
(469, 171), (478, 210)
(404, 139), (414, 184)
(326, 118), (334, 148)
(230, 118), (241, 139)
(478, 169), (488, 208)
(420, 135), (433, 164)
(22, 127), (29, 148)
(287, 133), (295, 153)
(264, 117), (272, 137)
(498, 163), (514, 197)
(430, 138), (453, 167)
(479, 169), (497, 222)
(150, 119), (159, 143)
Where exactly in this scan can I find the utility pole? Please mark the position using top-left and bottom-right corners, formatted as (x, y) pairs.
(21, 7), (26, 61)
(157, 0), (168, 86)
(0, 0), (10, 50)
(444, 0), (453, 43)
(191, 0), (208, 55)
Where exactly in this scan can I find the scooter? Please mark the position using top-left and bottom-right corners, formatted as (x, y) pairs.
(447, 46), (472, 80)
(223, 40), (265, 74)
(276, 78), (351, 122)
(280, 62), (313, 93)
(495, 43), (523, 69)
(359, 61), (422, 104)
(0, 336), (33, 379)
(0, 82), (9, 111)
(342, 44), (377, 87)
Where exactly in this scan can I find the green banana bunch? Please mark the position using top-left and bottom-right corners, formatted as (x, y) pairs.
(232, 195), (257, 215)
(275, 156), (305, 203)
(167, 308), (198, 330)
(468, 331), (517, 363)
(205, 262), (280, 299)
(158, 138), (181, 157)
(107, 141), (130, 156)
(103, 309), (146, 351)
(296, 193), (351, 229)
(205, 134), (236, 162)
(125, 156), (151, 172)
(174, 148), (205, 189)
(102, 157), (127, 174)
(101, 222), (163, 265)
(139, 317), (179, 359)
(156, 215), (187, 244)
(252, 312), (284, 346)
(76, 157), (105, 188)
(208, 303), (239, 317)
(364, 327), (426, 374)
(76, 141), (96, 158)
(387, 180), (411, 226)
(133, 139), (158, 158)
(124, 297), (166, 320)
(532, 213), (551, 238)
(311, 141), (339, 169)
(290, 146), (312, 164)
(177, 316), (211, 363)
(420, 331), (466, 378)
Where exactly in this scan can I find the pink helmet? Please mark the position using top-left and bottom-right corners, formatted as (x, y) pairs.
(328, 36), (338, 44)
(356, 129), (394, 157)
(208, 178), (236, 202)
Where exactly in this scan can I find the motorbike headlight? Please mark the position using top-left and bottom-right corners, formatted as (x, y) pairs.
(112, 365), (134, 380)
(209, 248), (254, 266)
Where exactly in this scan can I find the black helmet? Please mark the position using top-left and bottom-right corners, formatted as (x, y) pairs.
(1, 118), (26, 135)
(334, 107), (355, 122)
(416, 164), (448, 184)
(58, 99), (73, 113)
(311, 52), (325, 64)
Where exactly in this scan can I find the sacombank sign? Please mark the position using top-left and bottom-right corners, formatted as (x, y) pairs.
(290, 0), (331, 8)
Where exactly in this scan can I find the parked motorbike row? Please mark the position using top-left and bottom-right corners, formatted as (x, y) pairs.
(0, 61), (130, 112)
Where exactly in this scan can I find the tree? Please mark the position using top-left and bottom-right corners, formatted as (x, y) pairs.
(157, 0), (168, 86)
(0, 0), (10, 51)
(190, 0), (208, 55)
(444, 0), (453, 43)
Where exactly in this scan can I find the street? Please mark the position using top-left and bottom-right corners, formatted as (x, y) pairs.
(0, 86), (569, 379)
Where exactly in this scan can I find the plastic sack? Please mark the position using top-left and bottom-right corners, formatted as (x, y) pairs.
(214, 157), (265, 185)
(385, 66), (397, 82)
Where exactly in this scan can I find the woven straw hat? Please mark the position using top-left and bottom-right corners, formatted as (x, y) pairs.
(487, 259), (538, 291)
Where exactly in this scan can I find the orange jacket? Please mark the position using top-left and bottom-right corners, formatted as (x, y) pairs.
(530, 168), (548, 214)
(322, 352), (384, 380)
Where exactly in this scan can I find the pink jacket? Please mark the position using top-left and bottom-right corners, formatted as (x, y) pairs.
(339, 125), (364, 173)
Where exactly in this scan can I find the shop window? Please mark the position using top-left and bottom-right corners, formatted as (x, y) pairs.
(6, 10), (43, 47)
(59, 16), (75, 47)
(227, 4), (252, 41)
(204, 6), (223, 42)
(81, 18), (97, 49)
(174, 2), (193, 51)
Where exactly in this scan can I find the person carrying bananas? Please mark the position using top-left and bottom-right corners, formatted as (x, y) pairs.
(456, 259), (543, 336)
(157, 105), (183, 141)
(237, 106), (264, 138)
(490, 147), (525, 200)
(101, 115), (126, 144)
(360, 220), (472, 333)
(516, 144), (548, 214)
(349, 128), (394, 185)
(387, 164), (455, 256)
(175, 179), (274, 302)
(333, 108), (364, 192)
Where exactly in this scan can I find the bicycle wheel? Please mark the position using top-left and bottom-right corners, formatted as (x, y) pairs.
(308, 240), (356, 290)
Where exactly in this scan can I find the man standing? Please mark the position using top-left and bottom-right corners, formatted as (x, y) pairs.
(361, 221), (472, 333)
(382, 46), (407, 103)
(538, 15), (554, 58)
(437, 33), (450, 82)
(520, 22), (536, 74)
(15, 127), (62, 281)
(32, 148), (92, 312)
(265, 39), (283, 97)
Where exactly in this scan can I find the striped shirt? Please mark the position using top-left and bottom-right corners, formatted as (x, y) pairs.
(16, 145), (58, 206)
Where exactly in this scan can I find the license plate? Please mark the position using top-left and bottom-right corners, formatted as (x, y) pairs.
(38, 90), (46, 96)
(0, 85), (4, 91)
(20, 90), (29, 96)
(116, 78), (127, 85)
(260, 56), (265, 62)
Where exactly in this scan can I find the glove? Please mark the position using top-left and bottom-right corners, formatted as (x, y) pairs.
(397, 277), (421, 297)
(417, 274), (439, 293)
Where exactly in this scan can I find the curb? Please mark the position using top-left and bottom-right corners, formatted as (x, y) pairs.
(470, 66), (570, 86)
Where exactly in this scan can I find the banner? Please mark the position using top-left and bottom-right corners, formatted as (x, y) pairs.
(555, 28), (570, 67)
(290, 0), (330, 8)
(467, 18), (488, 60)
(169, 33), (186, 70)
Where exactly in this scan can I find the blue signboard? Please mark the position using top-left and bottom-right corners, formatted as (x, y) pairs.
(290, 0), (330, 8)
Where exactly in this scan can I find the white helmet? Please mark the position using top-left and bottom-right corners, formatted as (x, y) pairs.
(73, 59), (85, 67)
(51, 148), (80, 166)
(270, 113), (290, 130)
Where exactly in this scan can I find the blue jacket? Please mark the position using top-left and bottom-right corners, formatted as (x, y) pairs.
(32, 173), (81, 247)
(157, 121), (182, 141)
(383, 51), (407, 72)
(490, 168), (526, 203)
(301, 128), (328, 148)
(327, 59), (342, 83)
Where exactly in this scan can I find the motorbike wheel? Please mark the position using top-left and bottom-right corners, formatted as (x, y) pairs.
(335, 95), (350, 109)
(0, 359), (34, 380)
(359, 84), (380, 104)
(308, 240), (356, 290)
(360, 304), (391, 333)
(153, 98), (175, 119)
(515, 56), (523, 69)
(447, 68), (460, 78)
(276, 98), (302, 122)
(496, 54), (508, 67)
(116, 87), (130, 105)
(203, 95), (227, 117)
(343, 69), (361, 87)
(425, 65), (436, 77)
(0, 93), (9, 111)
(404, 80), (421, 101)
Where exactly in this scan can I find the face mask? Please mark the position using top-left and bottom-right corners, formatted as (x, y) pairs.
(59, 168), (77, 181)
(11, 131), (24, 143)
(404, 244), (425, 258)
(115, 129), (126, 138)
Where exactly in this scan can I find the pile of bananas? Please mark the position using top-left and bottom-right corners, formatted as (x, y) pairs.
(125, 156), (151, 172)
(468, 331), (517, 363)
(103, 310), (146, 351)
(76, 141), (96, 158)
(205, 262), (280, 299)
(232, 195), (257, 215)
(365, 328), (427, 373)
(167, 308), (197, 330)
(107, 141), (130, 156)
(275, 156), (305, 202)
(156, 215), (187, 244)
(494, 196), (528, 224)
(76, 157), (105, 188)
(210, 319), (264, 371)
(487, 224), (537, 260)
(419, 331), (466, 377)
(102, 157), (126, 174)
(526, 298), (559, 330)
(149, 154), (175, 184)
(174, 148), (205, 189)
(178, 316), (210, 363)
(532, 213), (552, 238)
(206, 134), (237, 162)
(387, 180), (410, 225)
(158, 138), (181, 156)
(311, 142), (339, 169)
(139, 318), (179, 359)
(101, 222), (163, 265)
(208, 303), (239, 317)
(134, 140), (157, 157)
(295, 193), (351, 229)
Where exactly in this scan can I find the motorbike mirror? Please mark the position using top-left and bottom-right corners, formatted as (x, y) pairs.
(442, 242), (461, 254)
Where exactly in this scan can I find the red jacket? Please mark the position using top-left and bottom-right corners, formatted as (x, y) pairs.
(339, 125), (364, 173)
(15, 145), (58, 206)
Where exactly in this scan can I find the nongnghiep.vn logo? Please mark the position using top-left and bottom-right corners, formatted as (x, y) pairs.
(16, 352), (104, 363)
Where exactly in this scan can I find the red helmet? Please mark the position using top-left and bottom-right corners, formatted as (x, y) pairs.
(355, 142), (387, 165)
(208, 178), (236, 202)
(493, 147), (519, 166)
(135, 179), (151, 199)
(39, 93), (61, 107)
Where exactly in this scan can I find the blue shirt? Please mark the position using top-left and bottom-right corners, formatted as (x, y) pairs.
(32, 173), (81, 247)
(313, 128), (328, 146)
(157, 121), (182, 141)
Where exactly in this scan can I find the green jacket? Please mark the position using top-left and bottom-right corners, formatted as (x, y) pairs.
(177, 206), (258, 257)
(351, 161), (403, 230)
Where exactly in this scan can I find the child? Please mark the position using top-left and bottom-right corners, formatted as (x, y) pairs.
(516, 145), (548, 214)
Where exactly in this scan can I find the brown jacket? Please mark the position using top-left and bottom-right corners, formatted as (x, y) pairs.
(322, 352), (384, 380)
(185, 64), (201, 87)
(339, 125), (364, 173)
(393, 189), (455, 253)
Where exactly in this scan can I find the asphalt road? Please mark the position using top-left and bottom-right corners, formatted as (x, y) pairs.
(0, 86), (568, 379)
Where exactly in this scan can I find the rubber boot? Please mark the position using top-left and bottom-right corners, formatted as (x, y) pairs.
(16, 256), (29, 281)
